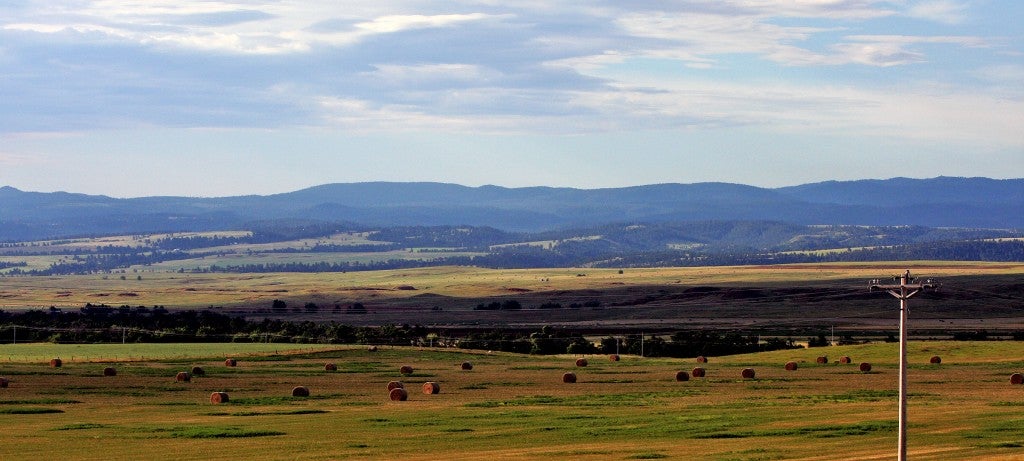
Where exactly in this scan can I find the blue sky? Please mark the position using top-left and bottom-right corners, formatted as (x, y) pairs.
(0, 1), (1021, 197)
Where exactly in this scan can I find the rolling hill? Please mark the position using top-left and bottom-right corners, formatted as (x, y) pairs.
(1, 176), (1021, 242)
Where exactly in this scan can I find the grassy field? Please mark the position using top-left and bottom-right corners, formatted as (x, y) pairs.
(0, 231), (254, 254)
(2, 342), (1024, 460)
(2, 261), (1022, 311)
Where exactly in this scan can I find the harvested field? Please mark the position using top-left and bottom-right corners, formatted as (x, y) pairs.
(0, 342), (1022, 460)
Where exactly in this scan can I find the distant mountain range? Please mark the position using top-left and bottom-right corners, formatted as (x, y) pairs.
(1, 177), (1022, 241)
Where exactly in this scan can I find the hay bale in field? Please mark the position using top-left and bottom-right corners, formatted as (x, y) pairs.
(224, 358), (237, 367)
(609, 354), (620, 362)
(368, 346), (378, 352)
(691, 367), (706, 378)
(422, 382), (440, 395)
(930, 356), (942, 364)
(292, 386), (310, 397)
(839, 356), (852, 364)
(785, 361), (798, 371)
(562, 372), (577, 384)
(460, 361), (473, 371)
(1010, 373), (1024, 385)
(816, 356), (828, 364)
(389, 388), (408, 401)
(675, 371), (690, 382)
(210, 392), (229, 404)
(859, 362), (872, 373)
(741, 368), (756, 379)
(399, 365), (414, 375)
(190, 366), (205, 377)
(575, 358), (588, 367)
(0, 377), (8, 388)
(387, 381), (405, 391)
(49, 358), (62, 368)
(324, 363), (337, 371)
(696, 356), (708, 363)
(175, 371), (191, 383)
(103, 367), (117, 377)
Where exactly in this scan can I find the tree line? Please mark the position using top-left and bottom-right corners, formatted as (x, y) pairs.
(0, 304), (804, 357)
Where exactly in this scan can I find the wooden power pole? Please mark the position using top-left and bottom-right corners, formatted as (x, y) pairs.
(870, 270), (939, 461)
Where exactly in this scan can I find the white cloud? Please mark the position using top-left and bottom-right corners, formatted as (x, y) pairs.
(906, 0), (969, 24)
(0, 0), (1018, 150)
(354, 13), (493, 33)
(726, 0), (897, 19)
(975, 64), (1024, 83)
(3, 3), (502, 55)
(366, 63), (501, 87)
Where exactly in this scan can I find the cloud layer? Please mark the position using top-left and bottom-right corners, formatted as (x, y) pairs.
(0, 1), (1021, 195)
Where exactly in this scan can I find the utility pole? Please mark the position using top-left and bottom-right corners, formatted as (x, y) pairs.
(870, 270), (939, 461)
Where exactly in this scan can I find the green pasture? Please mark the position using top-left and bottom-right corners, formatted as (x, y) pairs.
(2, 341), (1024, 460)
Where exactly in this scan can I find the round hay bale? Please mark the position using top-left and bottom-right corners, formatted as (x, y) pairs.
(562, 372), (577, 384)
(175, 371), (191, 383)
(575, 358), (588, 367)
(422, 382), (440, 395)
(691, 367), (706, 378)
(839, 356), (852, 364)
(0, 377), (8, 388)
(210, 392), (229, 404)
(784, 361), (798, 371)
(324, 363), (337, 371)
(399, 365), (414, 375)
(609, 354), (620, 362)
(675, 370), (690, 382)
(389, 387), (408, 401)
(930, 356), (942, 364)
(224, 358), (237, 367)
(859, 362), (872, 373)
(190, 366), (205, 377)
(386, 381), (405, 391)
(741, 368), (756, 379)
(816, 356), (828, 364)
(696, 356), (708, 363)
(1010, 373), (1024, 385)
(460, 361), (473, 371)
(292, 386), (310, 397)
(49, 358), (62, 368)
(103, 367), (117, 377)
(368, 345), (379, 352)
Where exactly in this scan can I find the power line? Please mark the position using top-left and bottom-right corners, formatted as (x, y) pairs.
(869, 269), (939, 461)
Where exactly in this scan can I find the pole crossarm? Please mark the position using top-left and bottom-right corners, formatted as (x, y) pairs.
(870, 270), (940, 300)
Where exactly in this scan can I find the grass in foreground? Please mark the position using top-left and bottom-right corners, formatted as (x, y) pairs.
(0, 342), (1022, 460)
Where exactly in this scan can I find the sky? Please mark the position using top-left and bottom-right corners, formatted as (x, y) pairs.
(0, 0), (1021, 198)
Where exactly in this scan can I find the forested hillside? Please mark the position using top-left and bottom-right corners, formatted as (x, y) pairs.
(2, 177), (1022, 241)
(1, 221), (1021, 275)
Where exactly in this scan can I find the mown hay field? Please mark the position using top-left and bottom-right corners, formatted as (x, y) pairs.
(2, 341), (1024, 460)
